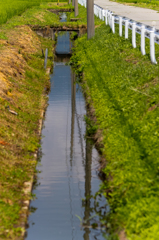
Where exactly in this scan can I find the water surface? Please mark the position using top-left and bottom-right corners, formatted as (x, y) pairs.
(26, 24), (108, 240)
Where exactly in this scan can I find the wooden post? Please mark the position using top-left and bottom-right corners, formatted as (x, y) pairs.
(44, 49), (48, 69)
(75, 0), (78, 17)
(51, 29), (55, 40)
(87, 0), (94, 39)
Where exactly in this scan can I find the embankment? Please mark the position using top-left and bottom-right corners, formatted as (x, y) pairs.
(71, 23), (159, 240)
(0, 24), (53, 239)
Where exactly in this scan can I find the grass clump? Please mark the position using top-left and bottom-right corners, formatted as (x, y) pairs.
(71, 23), (159, 240)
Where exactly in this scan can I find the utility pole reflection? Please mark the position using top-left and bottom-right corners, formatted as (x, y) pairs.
(83, 136), (93, 240)
(70, 71), (76, 167)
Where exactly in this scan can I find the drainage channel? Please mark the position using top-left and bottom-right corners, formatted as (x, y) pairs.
(25, 13), (108, 240)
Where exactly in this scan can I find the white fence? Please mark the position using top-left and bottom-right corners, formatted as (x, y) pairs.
(78, 0), (159, 64)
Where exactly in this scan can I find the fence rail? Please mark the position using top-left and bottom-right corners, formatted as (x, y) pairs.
(78, 0), (159, 64)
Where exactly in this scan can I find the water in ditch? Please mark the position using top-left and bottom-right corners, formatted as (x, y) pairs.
(26, 14), (109, 240)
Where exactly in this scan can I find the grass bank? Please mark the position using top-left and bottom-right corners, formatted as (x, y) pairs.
(110, 0), (159, 12)
(0, 25), (53, 239)
(71, 23), (159, 240)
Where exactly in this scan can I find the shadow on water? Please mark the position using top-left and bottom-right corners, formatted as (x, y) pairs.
(25, 13), (109, 240)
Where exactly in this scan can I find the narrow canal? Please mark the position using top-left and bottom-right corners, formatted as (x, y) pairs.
(26, 14), (108, 240)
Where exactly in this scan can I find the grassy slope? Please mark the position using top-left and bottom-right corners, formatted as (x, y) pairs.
(71, 23), (159, 240)
(0, 28), (54, 238)
(110, 0), (159, 12)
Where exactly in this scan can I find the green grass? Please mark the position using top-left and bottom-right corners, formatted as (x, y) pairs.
(0, 0), (68, 27)
(2, 5), (60, 29)
(110, 0), (159, 11)
(71, 23), (159, 240)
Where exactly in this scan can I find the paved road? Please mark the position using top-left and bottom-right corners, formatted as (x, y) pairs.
(94, 0), (159, 29)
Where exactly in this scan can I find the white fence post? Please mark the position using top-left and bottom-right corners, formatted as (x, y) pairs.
(108, 12), (110, 26)
(108, 12), (110, 27)
(112, 15), (115, 33)
(125, 19), (128, 39)
(119, 16), (122, 36)
(141, 25), (146, 55)
(109, 12), (112, 28)
(102, 9), (105, 21)
(150, 29), (157, 64)
(105, 10), (108, 25)
(132, 22), (136, 48)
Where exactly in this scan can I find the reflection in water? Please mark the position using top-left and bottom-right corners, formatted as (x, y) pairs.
(26, 28), (108, 240)
(76, 107), (85, 162)
(70, 72), (76, 166)
(83, 139), (92, 240)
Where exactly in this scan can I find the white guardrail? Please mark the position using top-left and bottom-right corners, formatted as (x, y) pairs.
(78, 0), (159, 64)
